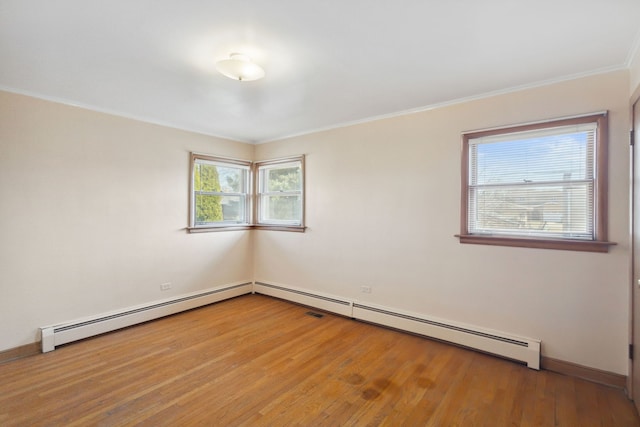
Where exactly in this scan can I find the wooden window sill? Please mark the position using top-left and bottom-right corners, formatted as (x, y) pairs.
(187, 225), (306, 233)
(253, 225), (306, 232)
(188, 225), (252, 233)
(455, 234), (616, 253)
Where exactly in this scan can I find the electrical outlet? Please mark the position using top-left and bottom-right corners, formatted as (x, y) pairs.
(160, 282), (172, 291)
(361, 285), (372, 294)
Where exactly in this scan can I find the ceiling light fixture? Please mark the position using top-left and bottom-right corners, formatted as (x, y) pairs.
(215, 53), (265, 81)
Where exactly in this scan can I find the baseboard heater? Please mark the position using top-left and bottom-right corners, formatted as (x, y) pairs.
(254, 281), (540, 370)
(353, 302), (540, 369)
(40, 282), (252, 353)
(253, 282), (353, 317)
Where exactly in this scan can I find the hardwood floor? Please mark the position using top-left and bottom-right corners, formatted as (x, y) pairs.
(1, 294), (638, 426)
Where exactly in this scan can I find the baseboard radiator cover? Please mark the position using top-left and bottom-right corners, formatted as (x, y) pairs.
(40, 282), (252, 353)
(353, 303), (540, 369)
(253, 281), (353, 317)
(253, 281), (540, 370)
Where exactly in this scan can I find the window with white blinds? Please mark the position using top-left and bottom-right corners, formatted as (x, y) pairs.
(459, 113), (612, 252)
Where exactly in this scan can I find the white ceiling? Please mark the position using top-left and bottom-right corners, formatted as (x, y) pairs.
(1, 1), (639, 143)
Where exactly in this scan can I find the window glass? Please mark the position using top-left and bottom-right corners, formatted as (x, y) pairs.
(257, 158), (304, 226)
(468, 123), (595, 240)
(191, 156), (250, 228)
(189, 154), (305, 232)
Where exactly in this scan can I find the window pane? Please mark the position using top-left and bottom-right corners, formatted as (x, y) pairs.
(470, 183), (593, 239)
(256, 157), (304, 227)
(193, 163), (221, 192)
(195, 194), (245, 225)
(472, 130), (594, 186)
(219, 195), (245, 222)
(217, 166), (245, 193)
(195, 162), (246, 193)
(191, 155), (251, 228)
(261, 195), (301, 222)
(195, 193), (223, 224)
(265, 166), (301, 192)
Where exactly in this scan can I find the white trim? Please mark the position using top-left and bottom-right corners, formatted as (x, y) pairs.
(0, 85), (257, 144)
(256, 66), (625, 144)
(625, 28), (640, 68)
(1, 64), (627, 146)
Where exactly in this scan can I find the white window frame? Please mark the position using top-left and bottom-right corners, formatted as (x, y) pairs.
(458, 113), (614, 252)
(255, 156), (305, 230)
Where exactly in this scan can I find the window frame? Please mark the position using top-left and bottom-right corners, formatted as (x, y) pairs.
(188, 153), (305, 233)
(457, 113), (614, 252)
(189, 153), (253, 232)
(254, 156), (305, 231)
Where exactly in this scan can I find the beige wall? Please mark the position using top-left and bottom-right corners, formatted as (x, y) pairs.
(1, 70), (633, 375)
(254, 70), (631, 374)
(0, 91), (254, 351)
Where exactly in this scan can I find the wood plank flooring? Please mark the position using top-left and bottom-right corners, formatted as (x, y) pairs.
(1, 294), (638, 426)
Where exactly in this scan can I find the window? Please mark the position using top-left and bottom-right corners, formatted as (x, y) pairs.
(190, 154), (251, 230)
(256, 157), (304, 228)
(189, 153), (305, 232)
(458, 113), (614, 252)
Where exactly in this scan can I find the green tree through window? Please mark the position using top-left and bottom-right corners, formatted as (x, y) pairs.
(256, 158), (304, 226)
(193, 163), (223, 224)
(189, 153), (303, 231)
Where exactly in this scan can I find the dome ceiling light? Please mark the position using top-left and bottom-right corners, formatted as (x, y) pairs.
(215, 53), (265, 81)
